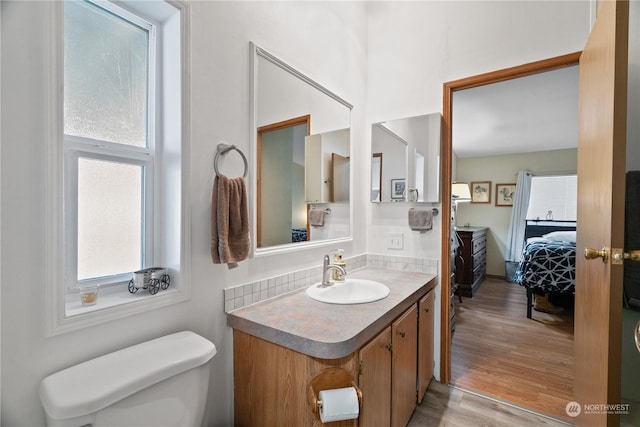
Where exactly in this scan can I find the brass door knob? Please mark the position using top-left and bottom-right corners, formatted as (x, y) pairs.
(584, 247), (609, 263)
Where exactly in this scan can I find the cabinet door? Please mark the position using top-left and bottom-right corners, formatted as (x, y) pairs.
(417, 291), (435, 403)
(391, 304), (418, 427)
(358, 326), (392, 427)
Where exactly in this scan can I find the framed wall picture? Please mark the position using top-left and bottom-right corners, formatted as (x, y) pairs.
(496, 183), (516, 206)
(470, 181), (491, 203)
(391, 178), (406, 200)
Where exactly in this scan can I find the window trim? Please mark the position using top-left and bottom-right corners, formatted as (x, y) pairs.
(45, 0), (191, 336)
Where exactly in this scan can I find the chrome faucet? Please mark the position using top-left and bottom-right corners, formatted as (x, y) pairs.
(321, 254), (346, 287)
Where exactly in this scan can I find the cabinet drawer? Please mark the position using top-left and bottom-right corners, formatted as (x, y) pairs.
(473, 251), (486, 269)
(472, 263), (485, 284)
(472, 237), (486, 255)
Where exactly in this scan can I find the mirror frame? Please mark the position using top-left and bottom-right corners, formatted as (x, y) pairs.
(249, 42), (354, 257)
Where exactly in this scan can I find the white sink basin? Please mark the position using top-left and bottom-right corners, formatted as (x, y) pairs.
(306, 278), (390, 304)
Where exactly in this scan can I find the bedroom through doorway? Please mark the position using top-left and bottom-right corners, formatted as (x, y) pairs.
(446, 55), (579, 421)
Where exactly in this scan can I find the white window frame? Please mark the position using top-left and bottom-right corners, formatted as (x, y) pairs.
(45, 0), (191, 336)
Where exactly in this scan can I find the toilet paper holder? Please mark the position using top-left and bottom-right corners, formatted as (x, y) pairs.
(306, 367), (363, 416)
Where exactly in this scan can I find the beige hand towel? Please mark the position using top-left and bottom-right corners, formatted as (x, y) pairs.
(408, 208), (433, 232)
(211, 174), (250, 268)
(309, 208), (325, 227)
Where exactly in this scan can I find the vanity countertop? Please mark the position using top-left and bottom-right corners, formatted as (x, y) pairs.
(226, 267), (436, 359)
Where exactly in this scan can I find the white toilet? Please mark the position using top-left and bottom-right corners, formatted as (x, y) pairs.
(39, 331), (217, 427)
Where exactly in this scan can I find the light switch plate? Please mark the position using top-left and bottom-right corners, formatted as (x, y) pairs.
(388, 232), (404, 249)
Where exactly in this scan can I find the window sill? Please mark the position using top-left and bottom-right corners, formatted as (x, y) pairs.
(65, 283), (180, 317)
(50, 281), (189, 336)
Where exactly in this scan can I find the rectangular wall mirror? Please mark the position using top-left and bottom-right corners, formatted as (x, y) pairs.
(251, 43), (353, 254)
(371, 113), (441, 203)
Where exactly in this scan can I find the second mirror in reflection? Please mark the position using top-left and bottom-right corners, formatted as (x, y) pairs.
(371, 113), (441, 203)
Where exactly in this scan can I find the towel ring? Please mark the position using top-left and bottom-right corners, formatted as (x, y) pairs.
(214, 143), (248, 178)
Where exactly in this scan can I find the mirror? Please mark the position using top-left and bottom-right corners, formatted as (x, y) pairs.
(370, 113), (441, 203)
(251, 44), (352, 252)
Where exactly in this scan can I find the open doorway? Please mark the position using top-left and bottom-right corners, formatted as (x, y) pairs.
(440, 53), (581, 420)
(256, 115), (311, 248)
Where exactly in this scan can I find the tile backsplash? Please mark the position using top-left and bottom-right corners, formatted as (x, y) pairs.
(223, 254), (438, 312)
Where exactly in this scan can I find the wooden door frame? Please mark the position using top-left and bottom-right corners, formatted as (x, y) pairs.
(256, 115), (311, 248)
(439, 52), (582, 384)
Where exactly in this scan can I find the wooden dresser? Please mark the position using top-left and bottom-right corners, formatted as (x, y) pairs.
(454, 227), (488, 297)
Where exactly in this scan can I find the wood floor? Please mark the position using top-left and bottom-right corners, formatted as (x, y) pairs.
(408, 381), (571, 427)
(450, 277), (574, 421)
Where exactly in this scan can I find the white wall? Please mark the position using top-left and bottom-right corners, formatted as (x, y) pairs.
(366, 0), (591, 381)
(0, 1), (367, 425)
(455, 149), (577, 276)
(1, 1), (594, 425)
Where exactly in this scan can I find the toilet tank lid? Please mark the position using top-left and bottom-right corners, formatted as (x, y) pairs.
(39, 331), (217, 420)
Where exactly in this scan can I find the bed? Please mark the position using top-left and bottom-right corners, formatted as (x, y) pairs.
(291, 228), (308, 243)
(514, 220), (577, 318)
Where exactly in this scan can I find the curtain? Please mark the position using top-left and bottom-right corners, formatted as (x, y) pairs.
(505, 171), (532, 262)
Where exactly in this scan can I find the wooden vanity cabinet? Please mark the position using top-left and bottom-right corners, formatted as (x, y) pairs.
(417, 291), (435, 403)
(232, 281), (436, 427)
(391, 304), (418, 427)
(358, 326), (392, 427)
(233, 330), (358, 427)
(358, 302), (425, 427)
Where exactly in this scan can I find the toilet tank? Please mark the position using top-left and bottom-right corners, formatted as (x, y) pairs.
(39, 331), (217, 427)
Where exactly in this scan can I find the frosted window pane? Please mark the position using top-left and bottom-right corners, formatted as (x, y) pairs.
(78, 158), (142, 280)
(64, 1), (148, 147)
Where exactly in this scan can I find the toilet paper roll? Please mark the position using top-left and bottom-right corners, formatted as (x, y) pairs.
(318, 387), (359, 423)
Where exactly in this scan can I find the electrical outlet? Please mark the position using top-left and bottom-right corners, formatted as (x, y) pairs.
(387, 232), (404, 250)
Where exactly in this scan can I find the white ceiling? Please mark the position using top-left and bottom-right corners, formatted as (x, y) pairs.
(452, 65), (579, 158)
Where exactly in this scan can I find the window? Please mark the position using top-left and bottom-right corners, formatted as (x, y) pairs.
(64, 0), (155, 290)
(47, 0), (189, 334)
(526, 175), (577, 221)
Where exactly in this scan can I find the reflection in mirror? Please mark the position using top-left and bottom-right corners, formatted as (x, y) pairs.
(252, 44), (353, 253)
(257, 116), (310, 248)
(371, 113), (441, 203)
(371, 153), (382, 201)
(371, 123), (407, 202)
(305, 128), (350, 203)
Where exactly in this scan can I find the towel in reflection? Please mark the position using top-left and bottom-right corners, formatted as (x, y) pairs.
(309, 208), (325, 227)
(211, 174), (249, 268)
(408, 208), (433, 232)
